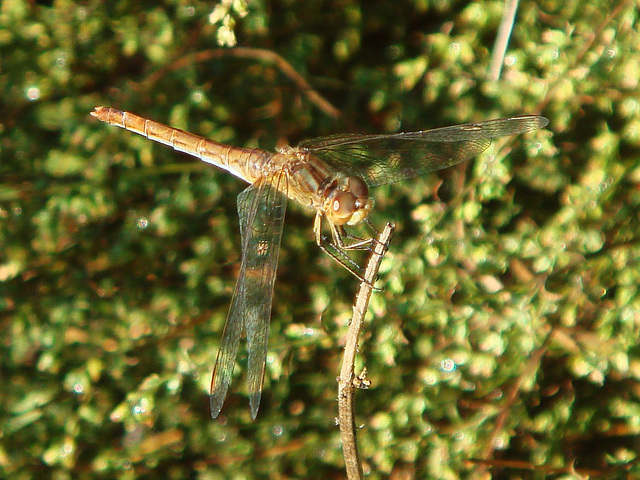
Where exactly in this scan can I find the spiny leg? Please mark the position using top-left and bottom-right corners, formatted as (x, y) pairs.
(329, 218), (382, 252)
(314, 212), (382, 289)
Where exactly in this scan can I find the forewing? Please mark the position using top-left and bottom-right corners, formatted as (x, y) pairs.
(299, 115), (548, 186)
(209, 174), (288, 419)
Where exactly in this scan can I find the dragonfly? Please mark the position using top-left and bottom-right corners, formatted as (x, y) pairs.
(91, 106), (548, 419)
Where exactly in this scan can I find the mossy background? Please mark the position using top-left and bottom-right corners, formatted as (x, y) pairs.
(2, 0), (640, 478)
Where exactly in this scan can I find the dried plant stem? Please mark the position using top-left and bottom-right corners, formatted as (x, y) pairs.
(338, 223), (394, 480)
(488, 0), (520, 81)
(141, 47), (341, 119)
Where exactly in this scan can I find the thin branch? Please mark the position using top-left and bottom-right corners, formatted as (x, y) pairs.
(488, 0), (520, 81)
(480, 339), (549, 460)
(337, 222), (395, 480)
(140, 47), (341, 119)
(467, 457), (620, 477)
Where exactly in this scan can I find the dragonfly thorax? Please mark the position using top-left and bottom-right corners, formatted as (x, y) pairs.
(322, 175), (374, 226)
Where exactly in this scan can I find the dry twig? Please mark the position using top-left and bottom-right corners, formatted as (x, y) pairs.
(141, 47), (341, 119)
(337, 223), (395, 480)
(488, 0), (520, 81)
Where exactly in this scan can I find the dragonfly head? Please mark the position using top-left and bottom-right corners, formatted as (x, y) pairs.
(324, 176), (374, 226)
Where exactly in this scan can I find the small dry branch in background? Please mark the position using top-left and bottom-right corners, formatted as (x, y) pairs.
(488, 0), (520, 81)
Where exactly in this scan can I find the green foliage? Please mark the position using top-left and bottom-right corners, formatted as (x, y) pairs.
(2, 0), (640, 478)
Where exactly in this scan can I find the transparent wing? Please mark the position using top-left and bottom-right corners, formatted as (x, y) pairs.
(210, 174), (288, 419)
(299, 115), (549, 186)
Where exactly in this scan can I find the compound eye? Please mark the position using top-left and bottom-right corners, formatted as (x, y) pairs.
(331, 191), (356, 225)
(347, 176), (369, 198)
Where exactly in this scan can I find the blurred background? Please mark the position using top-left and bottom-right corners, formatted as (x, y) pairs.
(2, 0), (640, 478)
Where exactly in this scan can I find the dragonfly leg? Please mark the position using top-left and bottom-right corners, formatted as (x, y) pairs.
(331, 224), (374, 251)
(334, 218), (386, 252)
(314, 212), (381, 289)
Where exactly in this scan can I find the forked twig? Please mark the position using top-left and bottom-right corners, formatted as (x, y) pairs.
(337, 222), (395, 480)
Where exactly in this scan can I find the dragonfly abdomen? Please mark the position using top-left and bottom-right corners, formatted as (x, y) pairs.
(91, 106), (272, 184)
(212, 146), (273, 185)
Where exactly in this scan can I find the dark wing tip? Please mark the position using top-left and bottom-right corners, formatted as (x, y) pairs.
(509, 114), (549, 132)
(536, 116), (550, 129)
